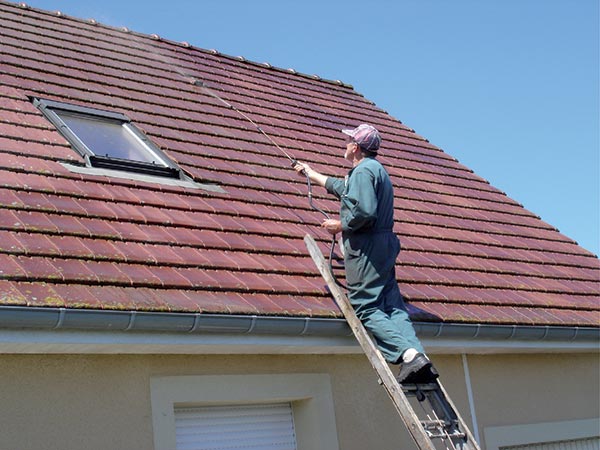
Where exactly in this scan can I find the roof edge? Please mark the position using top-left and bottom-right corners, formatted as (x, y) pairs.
(9, 0), (354, 89)
(0, 306), (597, 349)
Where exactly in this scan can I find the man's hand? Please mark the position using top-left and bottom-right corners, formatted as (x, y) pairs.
(294, 161), (328, 187)
(294, 162), (310, 176)
(321, 219), (342, 235)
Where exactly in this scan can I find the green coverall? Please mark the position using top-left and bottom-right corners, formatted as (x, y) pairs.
(325, 156), (425, 363)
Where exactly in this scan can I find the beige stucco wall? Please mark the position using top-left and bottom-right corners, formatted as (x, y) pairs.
(0, 352), (597, 450)
(468, 354), (599, 426)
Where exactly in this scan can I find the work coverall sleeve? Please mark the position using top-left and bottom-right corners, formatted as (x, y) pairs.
(324, 177), (345, 199)
(340, 169), (378, 232)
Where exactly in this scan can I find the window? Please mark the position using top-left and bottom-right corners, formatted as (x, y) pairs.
(34, 98), (182, 179)
(484, 419), (599, 450)
(175, 403), (297, 450)
(150, 374), (340, 450)
(501, 437), (600, 450)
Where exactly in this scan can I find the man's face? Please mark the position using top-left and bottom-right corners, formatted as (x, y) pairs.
(344, 138), (357, 161)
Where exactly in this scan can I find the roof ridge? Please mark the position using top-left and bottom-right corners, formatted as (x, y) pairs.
(1, 24), (413, 148)
(7, 1), (354, 90)
(0, 20), (358, 117)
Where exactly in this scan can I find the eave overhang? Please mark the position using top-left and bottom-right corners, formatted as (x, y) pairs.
(0, 306), (597, 355)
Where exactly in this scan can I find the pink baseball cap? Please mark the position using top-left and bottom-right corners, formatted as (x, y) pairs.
(342, 124), (381, 152)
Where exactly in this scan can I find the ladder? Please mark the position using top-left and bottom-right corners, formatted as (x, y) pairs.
(304, 234), (481, 450)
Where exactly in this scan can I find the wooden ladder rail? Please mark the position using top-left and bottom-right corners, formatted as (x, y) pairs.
(304, 234), (481, 450)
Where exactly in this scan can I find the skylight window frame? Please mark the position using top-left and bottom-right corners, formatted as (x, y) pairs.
(33, 98), (183, 179)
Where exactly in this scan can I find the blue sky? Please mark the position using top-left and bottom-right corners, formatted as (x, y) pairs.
(25, 0), (600, 256)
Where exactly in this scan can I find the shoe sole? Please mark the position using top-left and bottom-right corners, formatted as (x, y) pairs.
(397, 360), (439, 384)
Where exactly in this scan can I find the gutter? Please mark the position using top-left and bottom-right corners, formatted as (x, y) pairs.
(0, 306), (597, 354)
(413, 321), (599, 343)
(0, 306), (351, 336)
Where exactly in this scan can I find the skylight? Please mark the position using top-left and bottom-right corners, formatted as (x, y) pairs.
(34, 98), (182, 179)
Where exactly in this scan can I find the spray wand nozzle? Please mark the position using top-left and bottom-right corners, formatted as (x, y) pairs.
(290, 158), (308, 176)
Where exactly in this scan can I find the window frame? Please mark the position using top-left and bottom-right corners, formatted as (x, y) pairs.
(150, 373), (340, 450)
(484, 419), (599, 450)
(33, 98), (183, 179)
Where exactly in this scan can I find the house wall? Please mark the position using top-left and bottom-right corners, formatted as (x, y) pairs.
(467, 353), (600, 449)
(0, 352), (597, 450)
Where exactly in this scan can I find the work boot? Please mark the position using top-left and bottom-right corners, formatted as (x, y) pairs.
(396, 353), (439, 384)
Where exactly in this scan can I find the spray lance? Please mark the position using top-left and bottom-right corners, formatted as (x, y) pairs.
(121, 31), (346, 283)
(189, 78), (344, 284)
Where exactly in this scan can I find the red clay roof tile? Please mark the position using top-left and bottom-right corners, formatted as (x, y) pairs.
(0, 2), (597, 329)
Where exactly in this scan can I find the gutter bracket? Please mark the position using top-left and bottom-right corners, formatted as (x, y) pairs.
(54, 308), (66, 329)
(246, 315), (258, 333)
(124, 311), (137, 331)
(189, 314), (201, 333)
(299, 318), (310, 335)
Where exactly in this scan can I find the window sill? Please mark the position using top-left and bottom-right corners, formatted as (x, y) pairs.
(61, 162), (226, 193)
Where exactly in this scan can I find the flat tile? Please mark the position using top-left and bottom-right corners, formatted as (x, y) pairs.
(0, 1), (598, 328)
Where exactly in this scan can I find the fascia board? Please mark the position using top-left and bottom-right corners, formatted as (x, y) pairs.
(0, 305), (598, 355)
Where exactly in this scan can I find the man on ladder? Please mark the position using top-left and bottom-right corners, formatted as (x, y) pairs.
(294, 124), (438, 384)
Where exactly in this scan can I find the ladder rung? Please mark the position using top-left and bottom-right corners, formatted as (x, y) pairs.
(402, 382), (440, 392)
(421, 419), (456, 428)
(426, 431), (467, 440)
(304, 234), (481, 450)
(421, 420), (466, 441)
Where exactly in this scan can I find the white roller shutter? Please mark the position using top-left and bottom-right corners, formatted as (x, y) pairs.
(501, 437), (600, 450)
(175, 403), (297, 450)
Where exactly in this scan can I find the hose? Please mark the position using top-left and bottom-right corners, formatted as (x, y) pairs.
(190, 77), (346, 288)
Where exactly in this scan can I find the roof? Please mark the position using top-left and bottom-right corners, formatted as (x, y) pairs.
(0, 0), (598, 329)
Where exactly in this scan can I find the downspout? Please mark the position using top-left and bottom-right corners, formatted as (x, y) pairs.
(461, 354), (481, 445)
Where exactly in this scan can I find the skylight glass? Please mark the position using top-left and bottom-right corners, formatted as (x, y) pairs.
(34, 98), (181, 179)
(57, 111), (168, 165)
